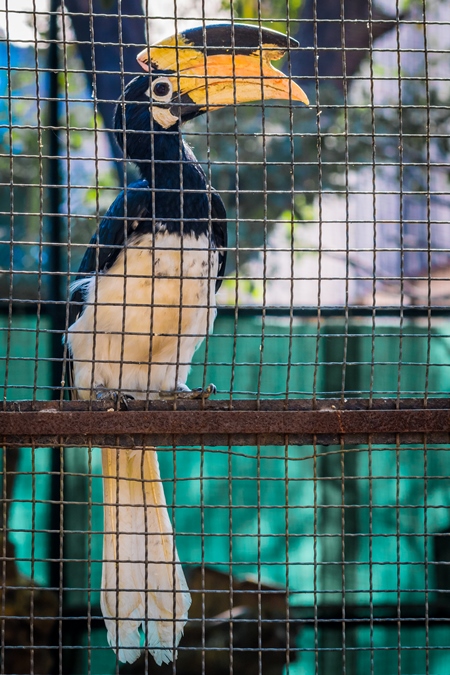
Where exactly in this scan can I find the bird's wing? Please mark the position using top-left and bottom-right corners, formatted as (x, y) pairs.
(69, 180), (151, 326)
(210, 189), (227, 291)
(78, 179), (151, 277)
(66, 180), (151, 398)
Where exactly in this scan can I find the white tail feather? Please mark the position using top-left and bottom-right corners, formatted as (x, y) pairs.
(101, 446), (191, 665)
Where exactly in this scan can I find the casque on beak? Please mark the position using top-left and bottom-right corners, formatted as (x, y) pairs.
(136, 23), (309, 111)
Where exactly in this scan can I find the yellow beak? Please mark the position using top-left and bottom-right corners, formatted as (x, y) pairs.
(136, 23), (309, 110)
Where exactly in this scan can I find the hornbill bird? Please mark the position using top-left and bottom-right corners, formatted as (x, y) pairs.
(67, 23), (308, 665)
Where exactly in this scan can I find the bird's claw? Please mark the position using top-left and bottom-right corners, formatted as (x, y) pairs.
(95, 387), (135, 409)
(191, 384), (217, 399)
(159, 383), (217, 400)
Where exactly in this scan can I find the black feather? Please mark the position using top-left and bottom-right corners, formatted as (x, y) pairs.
(210, 191), (228, 290)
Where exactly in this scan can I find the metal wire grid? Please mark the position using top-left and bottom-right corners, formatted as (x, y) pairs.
(0, 1), (449, 674)
(2, 434), (450, 674)
(0, 5), (449, 401)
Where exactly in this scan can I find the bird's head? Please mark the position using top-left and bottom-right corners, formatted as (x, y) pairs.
(115, 23), (308, 159)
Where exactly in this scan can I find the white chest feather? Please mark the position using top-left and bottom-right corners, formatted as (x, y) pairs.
(68, 230), (219, 398)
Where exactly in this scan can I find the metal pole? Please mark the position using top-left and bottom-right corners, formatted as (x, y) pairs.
(47, 2), (65, 671)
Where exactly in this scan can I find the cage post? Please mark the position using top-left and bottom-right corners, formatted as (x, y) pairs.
(46, 2), (65, 670)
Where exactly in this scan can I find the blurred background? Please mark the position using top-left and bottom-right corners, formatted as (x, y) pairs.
(1, 1), (450, 674)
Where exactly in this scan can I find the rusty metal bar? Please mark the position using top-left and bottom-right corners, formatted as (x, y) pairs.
(1, 399), (449, 446)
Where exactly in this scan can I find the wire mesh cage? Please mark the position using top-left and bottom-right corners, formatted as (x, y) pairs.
(1, 1), (450, 674)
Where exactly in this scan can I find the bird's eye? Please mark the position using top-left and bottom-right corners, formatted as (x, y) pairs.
(151, 77), (173, 103)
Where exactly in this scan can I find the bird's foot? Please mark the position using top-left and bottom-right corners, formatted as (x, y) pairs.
(95, 387), (135, 409)
(159, 383), (217, 400)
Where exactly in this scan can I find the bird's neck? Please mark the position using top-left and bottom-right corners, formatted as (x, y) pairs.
(135, 133), (203, 189)
(131, 131), (210, 233)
